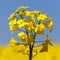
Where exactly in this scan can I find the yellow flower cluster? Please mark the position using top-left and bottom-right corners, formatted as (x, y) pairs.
(35, 23), (45, 34)
(20, 6), (29, 11)
(47, 17), (53, 32)
(25, 21), (37, 32)
(8, 13), (16, 20)
(37, 14), (48, 21)
(10, 37), (20, 47)
(8, 17), (26, 33)
(8, 6), (53, 44)
(18, 32), (34, 44)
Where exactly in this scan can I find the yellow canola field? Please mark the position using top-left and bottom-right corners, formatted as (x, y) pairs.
(0, 44), (60, 60)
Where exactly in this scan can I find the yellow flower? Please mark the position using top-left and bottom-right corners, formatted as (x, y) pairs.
(27, 17), (35, 22)
(18, 32), (25, 39)
(46, 17), (53, 32)
(43, 22), (47, 27)
(18, 34), (27, 42)
(8, 13), (16, 20)
(9, 19), (17, 25)
(48, 21), (53, 27)
(32, 10), (40, 16)
(19, 11), (26, 19)
(35, 25), (44, 34)
(17, 19), (25, 28)
(9, 24), (19, 33)
(26, 11), (34, 17)
(35, 29), (44, 34)
(19, 11), (26, 16)
(39, 23), (46, 29)
(30, 22), (37, 31)
(15, 9), (19, 15)
(47, 17), (52, 22)
(18, 32), (34, 44)
(9, 19), (19, 33)
(25, 24), (32, 32)
(37, 13), (48, 20)
(25, 22), (37, 32)
(47, 17), (53, 27)
(10, 37), (20, 46)
(20, 6), (29, 11)
(25, 34), (34, 44)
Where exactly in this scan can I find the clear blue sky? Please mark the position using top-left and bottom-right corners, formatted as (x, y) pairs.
(0, 0), (60, 45)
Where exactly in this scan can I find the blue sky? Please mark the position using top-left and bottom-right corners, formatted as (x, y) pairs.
(0, 0), (60, 45)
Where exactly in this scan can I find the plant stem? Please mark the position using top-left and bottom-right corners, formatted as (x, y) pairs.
(29, 33), (36, 60)
(29, 44), (33, 60)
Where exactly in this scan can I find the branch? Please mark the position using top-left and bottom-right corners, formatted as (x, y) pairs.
(26, 30), (29, 35)
(18, 29), (26, 33)
(33, 33), (36, 46)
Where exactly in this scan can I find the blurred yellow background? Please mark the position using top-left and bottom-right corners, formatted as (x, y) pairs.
(0, 43), (60, 60)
